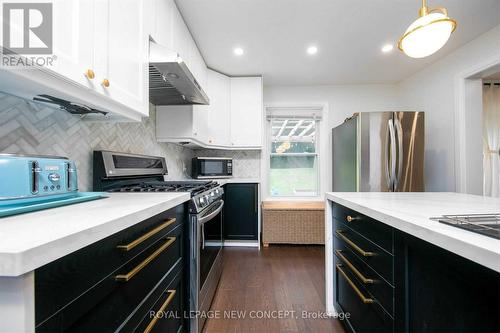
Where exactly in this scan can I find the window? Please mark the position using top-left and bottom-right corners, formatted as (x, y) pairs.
(268, 117), (319, 197)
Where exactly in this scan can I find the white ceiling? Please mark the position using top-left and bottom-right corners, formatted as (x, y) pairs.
(175, 0), (500, 86)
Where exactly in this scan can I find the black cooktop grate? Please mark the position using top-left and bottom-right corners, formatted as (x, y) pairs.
(430, 214), (500, 240)
(107, 180), (218, 196)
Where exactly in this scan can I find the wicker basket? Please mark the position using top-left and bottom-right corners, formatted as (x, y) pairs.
(262, 201), (325, 246)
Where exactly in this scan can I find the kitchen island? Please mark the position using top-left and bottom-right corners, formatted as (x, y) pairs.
(0, 192), (190, 333)
(325, 192), (500, 332)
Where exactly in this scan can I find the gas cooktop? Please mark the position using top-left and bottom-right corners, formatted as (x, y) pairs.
(107, 180), (218, 196)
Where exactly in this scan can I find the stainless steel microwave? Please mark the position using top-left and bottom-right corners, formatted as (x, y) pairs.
(192, 157), (233, 179)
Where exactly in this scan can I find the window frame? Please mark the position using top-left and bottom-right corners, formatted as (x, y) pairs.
(266, 116), (321, 198)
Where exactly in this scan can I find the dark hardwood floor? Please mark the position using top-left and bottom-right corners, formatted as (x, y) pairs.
(203, 246), (345, 333)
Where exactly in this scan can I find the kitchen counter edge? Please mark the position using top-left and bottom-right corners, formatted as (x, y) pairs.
(325, 192), (500, 273)
(0, 192), (191, 276)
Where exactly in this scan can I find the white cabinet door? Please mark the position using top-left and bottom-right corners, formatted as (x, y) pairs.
(156, 105), (208, 145)
(192, 104), (209, 143)
(187, 37), (207, 88)
(155, 0), (174, 48)
(156, 105), (194, 140)
(171, 4), (191, 64)
(230, 77), (263, 147)
(207, 69), (231, 146)
(51, 0), (94, 87)
(95, 0), (148, 116)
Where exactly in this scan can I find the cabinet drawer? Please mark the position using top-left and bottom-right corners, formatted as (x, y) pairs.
(35, 205), (184, 325)
(132, 270), (183, 333)
(335, 241), (394, 315)
(334, 221), (393, 284)
(336, 264), (393, 333)
(332, 203), (393, 254)
(36, 225), (183, 332)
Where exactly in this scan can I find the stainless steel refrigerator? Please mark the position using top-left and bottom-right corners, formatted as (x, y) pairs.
(332, 112), (424, 192)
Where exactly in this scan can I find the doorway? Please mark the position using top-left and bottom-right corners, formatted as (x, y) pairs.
(482, 74), (500, 197)
(456, 60), (500, 196)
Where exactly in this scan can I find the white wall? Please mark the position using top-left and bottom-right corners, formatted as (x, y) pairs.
(265, 84), (401, 130)
(263, 24), (500, 195)
(398, 24), (500, 192)
(263, 84), (400, 197)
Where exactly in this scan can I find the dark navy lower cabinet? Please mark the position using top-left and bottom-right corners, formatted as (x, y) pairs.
(35, 204), (187, 333)
(333, 202), (500, 333)
(394, 232), (500, 333)
(223, 183), (258, 241)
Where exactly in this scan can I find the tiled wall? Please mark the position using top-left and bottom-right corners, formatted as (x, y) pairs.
(0, 93), (194, 191)
(193, 149), (261, 179)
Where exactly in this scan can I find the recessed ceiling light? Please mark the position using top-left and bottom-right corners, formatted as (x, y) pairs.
(234, 47), (244, 56)
(307, 46), (318, 55)
(381, 44), (394, 53)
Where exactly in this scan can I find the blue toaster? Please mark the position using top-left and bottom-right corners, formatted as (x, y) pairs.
(0, 154), (78, 205)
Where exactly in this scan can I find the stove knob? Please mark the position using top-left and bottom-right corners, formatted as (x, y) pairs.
(199, 197), (205, 204)
(211, 192), (215, 197)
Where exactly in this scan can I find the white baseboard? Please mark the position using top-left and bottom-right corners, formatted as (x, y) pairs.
(223, 240), (259, 248)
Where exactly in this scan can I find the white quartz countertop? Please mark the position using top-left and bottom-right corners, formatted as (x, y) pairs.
(326, 192), (500, 273)
(0, 192), (190, 276)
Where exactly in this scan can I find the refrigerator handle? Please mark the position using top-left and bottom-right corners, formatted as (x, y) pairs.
(394, 118), (404, 189)
(386, 119), (396, 190)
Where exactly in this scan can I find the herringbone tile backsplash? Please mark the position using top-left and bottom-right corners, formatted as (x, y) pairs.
(0, 93), (194, 191)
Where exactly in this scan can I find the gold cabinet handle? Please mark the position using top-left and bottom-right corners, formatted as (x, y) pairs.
(117, 218), (176, 252)
(335, 250), (373, 284)
(143, 289), (176, 333)
(346, 215), (358, 222)
(115, 237), (176, 282)
(336, 264), (374, 304)
(335, 230), (375, 257)
(85, 69), (95, 79)
(102, 78), (110, 87)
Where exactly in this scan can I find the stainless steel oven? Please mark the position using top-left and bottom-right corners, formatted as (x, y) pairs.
(189, 187), (224, 333)
(192, 157), (233, 179)
(93, 150), (224, 333)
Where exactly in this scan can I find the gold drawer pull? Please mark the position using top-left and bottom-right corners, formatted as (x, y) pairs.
(115, 237), (176, 282)
(143, 289), (176, 333)
(335, 250), (374, 284)
(336, 264), (374, 304)
(346, 215), (358, 222)
(102, 78), (110, 87)
(335, 230), (375, 257)
(117, 218), (176, 251)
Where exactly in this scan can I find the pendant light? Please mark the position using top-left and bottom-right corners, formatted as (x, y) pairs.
(398, 0), (457, 58)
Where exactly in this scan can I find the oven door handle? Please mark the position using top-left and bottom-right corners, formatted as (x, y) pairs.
(198, 200), (224, 225)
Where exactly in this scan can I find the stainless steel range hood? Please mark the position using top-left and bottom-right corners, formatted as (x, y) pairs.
(149, 41), (209, 105)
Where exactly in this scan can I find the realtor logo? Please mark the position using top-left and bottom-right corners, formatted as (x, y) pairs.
(2, 3), (53, 54)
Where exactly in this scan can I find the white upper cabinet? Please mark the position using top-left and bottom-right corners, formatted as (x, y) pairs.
(150, 0), (174, 48)
(156, 105), (209, 146)
(230, 77), (263, 148)
(94, 0), (148, 115)
(51, 0), (94, 87)
(156, 73), (264, 150)
(171, 7), (192, 65)
(192, 104), (209, 143)
(189, 41), (208, 90)
(0, 0), (150, 121)
(206, 69), (231, 146)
